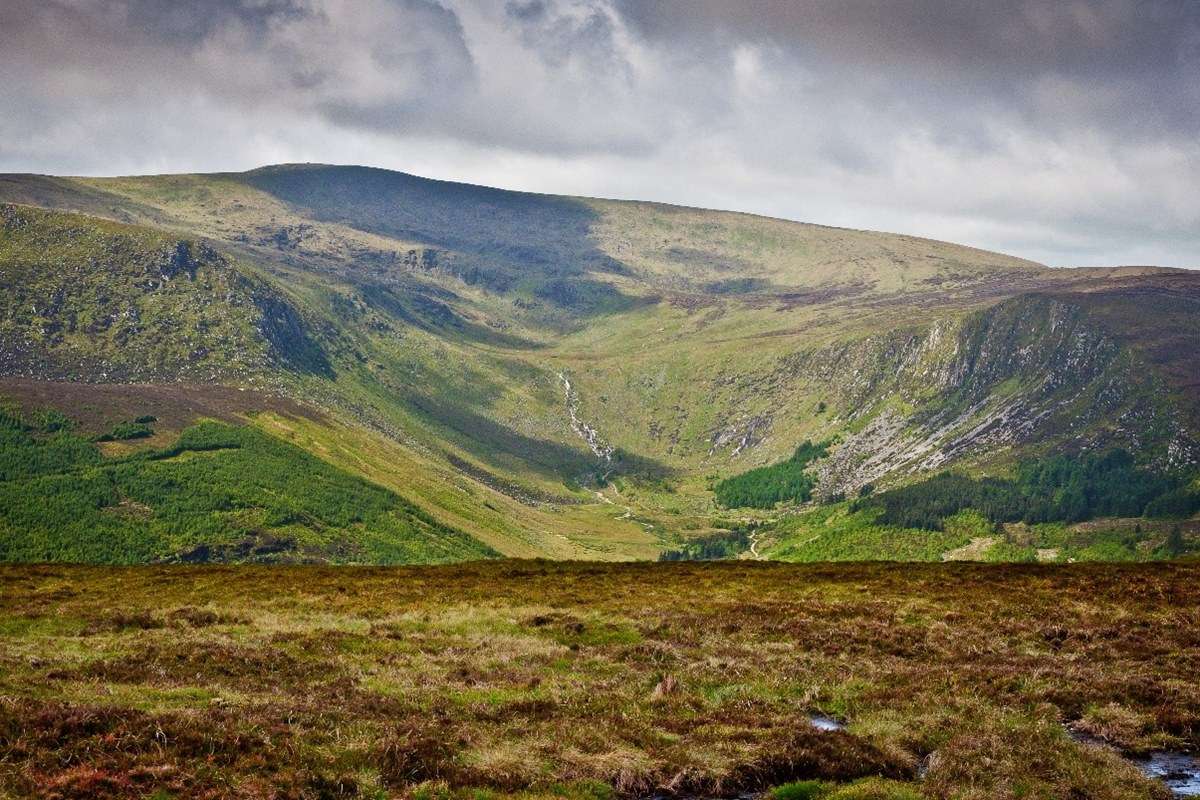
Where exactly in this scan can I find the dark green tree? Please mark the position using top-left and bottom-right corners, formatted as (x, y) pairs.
(1166, 525), (1185, 558)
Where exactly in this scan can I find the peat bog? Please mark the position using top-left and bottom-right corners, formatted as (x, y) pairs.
(2, 560), (1198, 799)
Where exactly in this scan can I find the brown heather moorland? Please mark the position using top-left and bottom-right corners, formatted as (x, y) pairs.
(1, 561), (1197, 799)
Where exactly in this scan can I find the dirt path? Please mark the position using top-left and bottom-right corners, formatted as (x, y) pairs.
(593, 487), (653, 530)
(749, 529), (763, 559)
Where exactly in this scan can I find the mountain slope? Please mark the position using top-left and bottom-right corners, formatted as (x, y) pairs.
(0, 409), (496, 565)
(0, 164), (1197, 563)
(0, 204), (331, 383)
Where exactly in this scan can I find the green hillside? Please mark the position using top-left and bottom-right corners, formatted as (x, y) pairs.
(0, 204), (329, 383)
(0, 164), (1197, 563)
(0, 403), (494, 564)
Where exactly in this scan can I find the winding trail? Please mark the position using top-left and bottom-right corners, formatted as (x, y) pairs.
(748, 529), (764, 559)
(593, 486), (653, 530)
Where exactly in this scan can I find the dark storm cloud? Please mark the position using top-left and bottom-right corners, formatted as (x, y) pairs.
(122, 0), (308, 44)
(0, 0), (307, 58)
(0, 0), (1197, 266)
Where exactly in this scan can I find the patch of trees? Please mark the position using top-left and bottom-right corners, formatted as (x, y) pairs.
(658, 528), (750, 561)
(0, 406), (99, 482)
(1143, 486), (1200, 520)
(714, 441), (829, 509)
(94, 421), (154, 442)
(0, 411), (495, 564)
(861, 449), (1195, 530)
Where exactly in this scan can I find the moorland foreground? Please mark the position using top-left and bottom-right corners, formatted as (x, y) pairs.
(2, 561), (1198, 800)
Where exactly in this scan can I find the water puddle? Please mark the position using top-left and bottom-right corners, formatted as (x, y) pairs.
(1068, 726), (1200, 796)
(1140, 752), (1200, 796)
(809, 714), (845, 732)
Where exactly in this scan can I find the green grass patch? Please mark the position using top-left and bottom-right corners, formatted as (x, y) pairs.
(772, 780), (833, 800)
(764, 504), (974, 562)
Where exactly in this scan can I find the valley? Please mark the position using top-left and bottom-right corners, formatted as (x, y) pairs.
(0, 164), (1197, 564)
(6, 5), (1198, 799)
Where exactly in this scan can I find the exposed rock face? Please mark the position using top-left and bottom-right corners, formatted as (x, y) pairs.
(0, 205), (332, 385)
(709, 415), (770, 457)
(157, 241), (198, 281)
(692, 293), (1196, 493)
(400, 248), (439, 270)
(799, 295), (1198, 494)
(252, 292), (334, 378)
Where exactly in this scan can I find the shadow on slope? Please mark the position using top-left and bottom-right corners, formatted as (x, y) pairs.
(0, 175), (168, 227)
(1046, 273), (1200, 423)
(353, 281), (546, 351)
(404, 392), (675, 487)
(239, 164), (642, 315)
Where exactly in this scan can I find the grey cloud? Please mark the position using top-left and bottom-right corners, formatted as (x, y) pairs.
(615, 0), (1194, 77)
(504, 0), (623, 70)
(505, 0), (548, 23)
(615, 0), (1200, 135)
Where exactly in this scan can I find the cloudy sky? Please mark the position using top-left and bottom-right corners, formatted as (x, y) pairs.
(2, 0), (1198, 267)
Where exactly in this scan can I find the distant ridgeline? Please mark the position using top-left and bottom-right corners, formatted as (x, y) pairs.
(0, 404), (495, 565)
(859, 449), (1200, 530)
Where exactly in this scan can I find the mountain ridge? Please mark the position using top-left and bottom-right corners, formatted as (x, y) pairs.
(8, 162), (1194, 274)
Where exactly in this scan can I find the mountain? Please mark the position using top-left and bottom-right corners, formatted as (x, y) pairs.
(1, 164), (1197, 564)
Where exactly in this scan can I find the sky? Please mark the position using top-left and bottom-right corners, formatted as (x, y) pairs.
(1, 0), (1198, 268)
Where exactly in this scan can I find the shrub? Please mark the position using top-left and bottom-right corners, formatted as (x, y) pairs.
(773, 780), (833, 800)
(827, 778), (925, 800)
(35, 409), (73, 433)
(658, 529), (750, 561)
(0, 404), (24, 431)
(94, 421), (153, 442)
(1144, 487), (1200, 519)
(1164, 526), (1186, 558)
